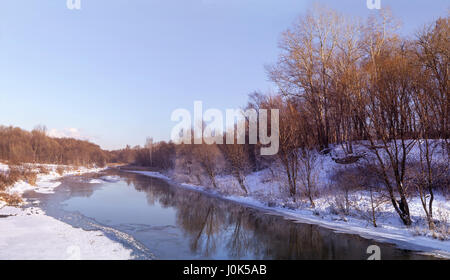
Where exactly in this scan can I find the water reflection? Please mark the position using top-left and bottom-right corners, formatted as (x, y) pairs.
(107, 171), (436, 260)
(25, 170), (439, 259)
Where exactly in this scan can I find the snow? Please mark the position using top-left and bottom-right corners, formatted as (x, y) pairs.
(0, 163), (132, 260)
(6, 165), (105, 195)
(125, 142), (450, 259)
(0, 163), (9, 173)
(126, 170), (170, 180)
(89, 179), (103, 184)
(1, 140), (447, 259)
(0, 206), (132, 260)
(99, 175), (121, 182)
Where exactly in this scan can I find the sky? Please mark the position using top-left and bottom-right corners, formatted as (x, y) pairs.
(0, 0), (448, 150)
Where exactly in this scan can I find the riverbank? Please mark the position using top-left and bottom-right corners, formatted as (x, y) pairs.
(1, 160), (447, 259)
(0, 164), (133, 260)
(123, 163), (450, 259)
(0, 205), (132, 259)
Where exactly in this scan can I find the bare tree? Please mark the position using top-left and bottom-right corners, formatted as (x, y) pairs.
(192, 142), (224, 189)
(360, 13), (415, 225)
(220, 134), (251, 195)
(268, 5), (346, 149)
(415, 16), (449, 145)
(275, 97), (301, 200)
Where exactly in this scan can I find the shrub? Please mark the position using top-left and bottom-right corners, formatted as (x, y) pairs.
(329, 166), (365, 214)
(7, 167), (22, 184)
(38, 165), (50, 175)
(22, 170), (37, 186)
(0, 166), (21, 191)
(0, 173), (8, 191)
(56, 166), (65, 176)
(0, 192), (23, 206)
(433, 207), (450, 241)
(0, 166), (39, 189)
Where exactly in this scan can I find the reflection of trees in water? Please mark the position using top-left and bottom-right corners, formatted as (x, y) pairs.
(176, 193), (226, 257)
(226, 209), (253, 259)
(239, 214), (330, 259)
(118, 172), (226, 256)
(128, 174), (177, 207)
(227, 211), (430, 260)
(38, 176), (100, 201)
(117, 171), (434, 260)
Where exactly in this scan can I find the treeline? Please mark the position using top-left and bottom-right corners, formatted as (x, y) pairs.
(0, 125), (108, 167)
(264, 7), (448, 151)
(110, 140), (176, 170)
(254, 7), (449, 227)
(118, 7), (449, 229)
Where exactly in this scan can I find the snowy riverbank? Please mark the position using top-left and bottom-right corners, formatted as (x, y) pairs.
(0, 164), (133, 260)
(0, 163), (105, 196)
(0, 206), (132, 260)
(125, 153), (450, 259)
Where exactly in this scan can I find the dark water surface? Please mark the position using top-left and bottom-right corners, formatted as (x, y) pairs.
(25, 169), (439, 260)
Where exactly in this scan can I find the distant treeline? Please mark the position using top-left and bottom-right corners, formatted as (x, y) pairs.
(0, 125), (108, 167)
(109, 141), (176, 170)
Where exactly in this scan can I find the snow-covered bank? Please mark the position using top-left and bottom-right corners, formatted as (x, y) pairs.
(5, 164), (105, 195)
(0, 163), (133, 260)
(123, 156), (450, 259)
(127, 170), (170, 180)
(0, 206), (132, 260)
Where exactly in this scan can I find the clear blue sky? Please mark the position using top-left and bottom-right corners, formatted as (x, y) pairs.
(0, 0), (448, 150)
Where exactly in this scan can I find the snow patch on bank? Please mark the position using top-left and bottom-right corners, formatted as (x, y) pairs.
(0, 163), (9, 172)
(0, 205), (132, 260)
(0, 164), (133, 260)
(6, 165), (105, 195)
(127, 170), (170, 180)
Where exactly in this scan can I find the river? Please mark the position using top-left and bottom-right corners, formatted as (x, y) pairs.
(24, 169), (439, 260)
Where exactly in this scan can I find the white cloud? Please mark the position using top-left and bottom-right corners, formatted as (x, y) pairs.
(48, 128), (91, 141)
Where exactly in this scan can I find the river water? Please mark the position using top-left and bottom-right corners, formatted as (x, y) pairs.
(24, 169), (439, 260)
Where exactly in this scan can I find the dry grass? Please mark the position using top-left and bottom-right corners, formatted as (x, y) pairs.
(38, 165), (50, 175)
(411, 205), (450, 241)
(0, 167), (20, 191)
(0, 192), (23, 206)
(56, 166), (65, 176)
(433, 206), (450, 241)
(22, 170), (37, 186)
(0, 174), (8, 191)
(0, 165), (38, 190)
